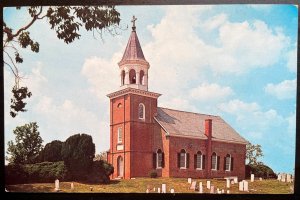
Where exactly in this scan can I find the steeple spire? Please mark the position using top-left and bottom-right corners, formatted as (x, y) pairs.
(131, 15), (137, 31)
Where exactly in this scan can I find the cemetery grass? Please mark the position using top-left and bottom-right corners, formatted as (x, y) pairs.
(6, 178), (293, 194)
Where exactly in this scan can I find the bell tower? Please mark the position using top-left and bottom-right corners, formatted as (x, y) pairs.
(107, 16), (161, 179)
(118, 15), (149, 91)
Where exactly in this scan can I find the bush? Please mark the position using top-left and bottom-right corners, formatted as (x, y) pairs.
(149, 170), (157, 178)
(86, 160), (114, 184)
(246, 163), (277, 179)
(5, 161), (68, 185)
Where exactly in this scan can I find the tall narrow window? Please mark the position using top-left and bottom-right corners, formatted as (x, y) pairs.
(179, 149), (186, 168)
(140, 70), (144, 85)
(211, 152), (217, 170)
(195, 151), (203, 169)
(129, 69), (136, 84)
(138, 103), (145, 120)
(117, 127), (122, 143)
(225, 154), (231, 171)
(121, 70), (125, 85)
(157, 149), (162, 168)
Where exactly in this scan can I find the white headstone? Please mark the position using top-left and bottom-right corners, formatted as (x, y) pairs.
(234, 177), (238, 183)
(158, 188), (161, 193)
(210, 185), (215, 194)
(153, 187), (156, 191)
(162, 184), (166, 193)
(146, 189), (149, 193)
(71, 182), (74, 190)
(281, 174), (286, 182)
(226, 179), (230, 188)
(227, 190), (230, 194)
(170, 189), (175, 193)
(217, 188), (220, 193)
(188, 178), (192, 184)
(221, 189), (224, 194)
(243, 180), (249, 192)
(207, 180), (211, 189)
(190, 181), (197, 190)
(277, 174), (281, 181)
(239, 181), (243, 191)
(55, 179), (59, 190)
(259, 177), (262, 181)
(231, 180), (234, 184)
(199, 182), (203, 193)
(251, 174), (254, 182)
(287, 174), (292, 183)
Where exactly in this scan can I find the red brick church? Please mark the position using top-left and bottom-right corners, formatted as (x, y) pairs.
(107, 16), (247, 180)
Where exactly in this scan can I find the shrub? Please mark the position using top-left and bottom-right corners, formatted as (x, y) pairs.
(86, 160), (114, 184)
(246, 163), (277, 179)
(5, 161), (68, 185)
(149, 170), (157, 178)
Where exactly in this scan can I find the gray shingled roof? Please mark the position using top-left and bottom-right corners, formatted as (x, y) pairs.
(154, 107), (248, 144)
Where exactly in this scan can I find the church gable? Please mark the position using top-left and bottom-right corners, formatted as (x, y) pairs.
(154, 107), (247, 144)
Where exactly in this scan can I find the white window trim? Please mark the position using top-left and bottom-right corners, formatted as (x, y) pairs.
(156, 150), (162, 169)
(225, 155), (231, 172)
(196, 154), (203, 170)
(138, 103), (145, 120)
(211, 153), (217, 171)
(117, 127), (122, 144)
(180, 152), (187, 169)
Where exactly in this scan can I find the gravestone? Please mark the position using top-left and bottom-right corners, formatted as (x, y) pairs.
(162, 184), (166, 193)
(146, 189), (149, 193)
(231, 180), (234, 184)
(226, 179), (230, 188)
(190, 181), (197, 190)
(210, 185), (215, 194)
(221, 189), (224, 194)
(188, 178), (192, 184)
(243, 181), (249, 192)
(71, 182), (74, 190)
(170, 189), (175, 193)
(259, 177), (262, 181)
(153, 187), (156, 191)
(199, 182), (203, 193)
(239, 181), (243, 191)
(216, 188), (220, 193)
(207, 180), (211, 189)
(55, 179), (59, 191)
(277, 174), (281, 181)
(281, 173), (286, 182)
(158, 188), (161, 193)
(234, 177), (238, 183)
(227, 190), (230, 194)
(287, 174), (292, 183)
(251, 174), (254, 182)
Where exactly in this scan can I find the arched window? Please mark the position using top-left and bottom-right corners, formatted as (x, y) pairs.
(121, 70), (125, 85)
(195, 151), (203, 169)
(140, 70), (144, 85)
(225, 154), (231, 171)
(178, 149), (189, 169)
(138, 103), (145, 120)
(117, 127), (122, 143)
(129, 69), (136, 84)
(211, 152), (218, 170)
(156, 149), (163, 168)
(117, 156), (123, 177)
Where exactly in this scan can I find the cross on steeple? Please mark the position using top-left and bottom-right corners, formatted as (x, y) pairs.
(131, 15), (137, 31)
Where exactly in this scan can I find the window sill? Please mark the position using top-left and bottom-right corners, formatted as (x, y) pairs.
(225, 170), (231, 172)
(196, 168), (203, 170)
(211, 169), (218, 171)
(156, 167), (162, 169)
(180, 167), (187, 169)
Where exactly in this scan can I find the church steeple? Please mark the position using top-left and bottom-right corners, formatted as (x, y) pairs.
(118, 16), (149, 91)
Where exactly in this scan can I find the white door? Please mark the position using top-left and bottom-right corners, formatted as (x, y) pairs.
(117, 156), (124, 177)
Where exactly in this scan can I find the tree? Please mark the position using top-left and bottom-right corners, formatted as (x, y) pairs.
(41, 140), (63, 162)
(93, 150), (108, 161)
(246, 142), (264, 165)
(6, 122), (43, 164)
(61, 133), (95, 180)
(3, 6), (121, 117)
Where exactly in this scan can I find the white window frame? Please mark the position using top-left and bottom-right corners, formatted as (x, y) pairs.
(138, 103), (145, 120)
(156, 149), (162, 169)
(180, 150), (187, 169)
(211, 152), (217, 170)
(225, 154), (231, 171)
(117, 127), (122, 144)
(196, 152), (203, 170)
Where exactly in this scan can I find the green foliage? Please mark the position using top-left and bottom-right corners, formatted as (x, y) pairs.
(246, 163), (277, 179)
(5, 161), (67, 184)
(87, 160), (114, 184)
(246, 142), (264, 165)
(149, 170), (158, 178)
(42, 140), (63, 162)
(61, 133), (95, 180)
(6, 122), (43, 164)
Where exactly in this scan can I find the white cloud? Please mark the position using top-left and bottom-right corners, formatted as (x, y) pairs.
(287, 111), (296, 137)
(189, 83), (234, 102)
(201, 13), (227, 30)
(265, 79), (297, 100)
(286, 45), (297, 73)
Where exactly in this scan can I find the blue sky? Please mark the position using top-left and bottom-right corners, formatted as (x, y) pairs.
(4, 5), (297, 174)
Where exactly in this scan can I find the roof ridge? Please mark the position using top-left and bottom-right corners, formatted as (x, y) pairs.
(158, 106), (220, 118)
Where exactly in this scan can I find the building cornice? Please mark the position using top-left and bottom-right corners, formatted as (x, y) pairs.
(107, 87), (161, 99)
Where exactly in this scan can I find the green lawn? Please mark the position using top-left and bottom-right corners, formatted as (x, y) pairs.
(6, 178), (294, 194)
